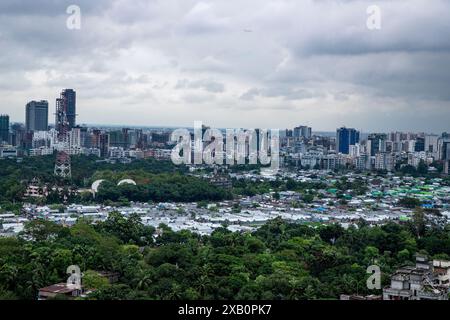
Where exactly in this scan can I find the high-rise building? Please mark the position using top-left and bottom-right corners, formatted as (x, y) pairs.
(0, 114), (9, 144)
(336, 127), (360, 154)
(440, 138), (450, 161)
(415, 137), (425, 152)
(294, 126), (312, 139)
(110, 128), (130, 149)
(26, 100), (49, 132)
(425, 134), (439, 154)
(10, 123), (26, 147)
(285, 129), (293, 138)
(349, 144), (361, 157)
(78, 126), (89, 148)
(63, 89), (76, 128)
(368, 133), (387, 156)
(99, 133), (110, 158)
(56, 89), (76, 129)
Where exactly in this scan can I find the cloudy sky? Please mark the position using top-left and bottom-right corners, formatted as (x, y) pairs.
(1, 0), (450, 132)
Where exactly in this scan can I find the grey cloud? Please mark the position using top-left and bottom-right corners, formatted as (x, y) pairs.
(0, 0), (449, 132)
(0, 0), (113, 16)
(240, 88), (260, 101)
(182, 93), (216, 104)
(0, 71), (31, 91)
(177, 2), (231, 35)
(175, 78), (225, 93)
(240, 87), (322, 101)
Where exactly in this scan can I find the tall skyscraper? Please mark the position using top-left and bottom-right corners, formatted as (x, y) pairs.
(10, 123), (25, 147)
(294, 126), (312, 139)
(441, 137), (450, 175)
(414, 137), (425, 152)
(56, 89), (76, 129)
(440, 138), (450, 161)
(0, 114), (9, 144)
(99, 133), (110, 158)
(425, 134), (439, 154)
(26, 100), (49, 132)
(368, 133), (387, 156)
(336, 127), (360, 154)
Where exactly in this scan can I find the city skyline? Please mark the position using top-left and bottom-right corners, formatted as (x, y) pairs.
(0, 0), (450, 132)
(4, 88), (449, 135)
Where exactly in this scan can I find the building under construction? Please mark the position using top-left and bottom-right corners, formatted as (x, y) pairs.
(54, 89), (76, 179)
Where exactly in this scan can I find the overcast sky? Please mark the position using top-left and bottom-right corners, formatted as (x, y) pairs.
(1, 0), (450, 132)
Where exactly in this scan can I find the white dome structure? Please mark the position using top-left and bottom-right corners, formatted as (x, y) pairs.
(117, 179), (137, 186)
(91, 180), (105, 193)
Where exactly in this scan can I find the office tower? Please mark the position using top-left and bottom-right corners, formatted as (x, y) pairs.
(425, 135), (439, 154)
(78, 127), (90, 148)
(99, 133), (110, 158)
(60, 89), (76, 128)
(10, 123), (25, 147)
(389, 132), (401, 143)
(0, 114), (9, 144)
(285, 129), (293, 138)
(441, 138), (450, 174)
(368, 133), (387, 156)
(70, 127), (81, 148)
(294, 126), (312, 139)
(440, 138), (450, 161)
(406, 140), (416, 153)
(336, 127), (360, 154)
(26, 100), (49, 132)
(385, 140), (393, 153)
(415, 137), (425, 152)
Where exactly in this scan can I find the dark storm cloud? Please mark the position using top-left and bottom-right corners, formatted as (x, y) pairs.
(0, 0), (449, 132)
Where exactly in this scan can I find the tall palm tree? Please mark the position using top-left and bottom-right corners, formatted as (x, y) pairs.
(136, 271), (153, 291)
(165, 283), (183, 300)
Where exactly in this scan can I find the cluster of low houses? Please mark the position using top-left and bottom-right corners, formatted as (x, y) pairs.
(2, 171), (450, 238)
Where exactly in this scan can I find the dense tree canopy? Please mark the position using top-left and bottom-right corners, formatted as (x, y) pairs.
(0, 156), (233, 207)
(2, 216), (450, 300)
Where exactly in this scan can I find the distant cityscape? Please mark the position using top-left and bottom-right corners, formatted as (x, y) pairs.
(0, 88), (449, 176)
